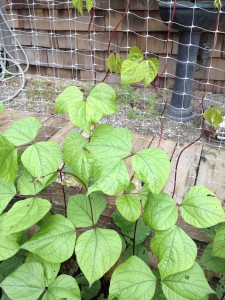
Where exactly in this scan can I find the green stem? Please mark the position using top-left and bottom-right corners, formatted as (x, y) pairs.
(88, 195), (95, 228)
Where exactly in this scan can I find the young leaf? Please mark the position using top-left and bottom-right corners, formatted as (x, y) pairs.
(142, 192), (178, 230)
(0, 215), (20, 260)
(107, 53), (116, 73)
(86, 0), (94, 12)
(67, 193), (106, 228)
(87, 124), (132, 160)
(2, 117), (41, 146)
(88, 159), (130, 195)
(21, 214), (76, 263)
(21, 141), (62, 184)
(151, 226), (197, 279)
(162, 263), (215, 300)
(42, 275), (81, 300)
(72, 0), (83, 14)
(200, 243), (225, 274)
(2, 197), (51, 235)
(55, 86), (83, 114)
(63, 130), (92, 184)
(26, 253), (60, 285)
(0, 262), (45, 300)
(109, 256), (156, 300)
(127, 46), (144, 62)
(0, 135), (17, 182)
(75, 228), (122, 286)
(76, 276), (101, 300)
(131, 148), (170, 194)
(116, 194), (141, 222)
(181, 186), (225, 228)
(123, 244), (149, 265)
(212, 223), (225, 258)
(204, 106), (223, 129)
(0, 182), (16, 214)
(112, 211), (151, 245)
(121, 60), (145, 86)
(115, 53), (123, 74)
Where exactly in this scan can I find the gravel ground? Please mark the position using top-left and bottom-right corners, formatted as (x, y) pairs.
(0, 74), (216, 144)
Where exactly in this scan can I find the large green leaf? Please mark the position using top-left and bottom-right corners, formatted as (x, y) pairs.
(142, 192), (178, 230)
(67, 193), (106, 228)
(55, 86), (83, 114)
(63, 130), (92, 183)
(127, 46), (143, 62)
(121, 60), (145, 86)
(76, 276), (101, 300)
(151, 226), (197, 279)
(87, 125), (132, 160)
(21, 141), (62, 183)
(109, 256), (156, 300)
(162, 263), (215, 300)
(112, 211), (151, 245)
(0, 182), (16, 214)
(131, 148), (170, 194)
(21, 214), (76, 263)
(88, 159), (130, 196)
(2, 197), (51, 235)
(75, 228), (122, 286)
(123, 244), (149, 265)
(181, 186), (225, 228)
(116, 194), (141, 222)
(2, 117), (41, 146)
(87, 83), (117, 119)
(200, 243), (225, 274)
(0, 262), (45, 300)
(26, 253), (60, 285)
(0, 135), (17, 182)
(212, 223), (225, 258)
(42, 275), (81, 300)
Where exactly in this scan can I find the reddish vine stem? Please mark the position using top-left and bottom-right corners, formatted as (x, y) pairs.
(101, 0), (131, 83)
(88, 1), (97, 85)
(59, 168), (67, 216)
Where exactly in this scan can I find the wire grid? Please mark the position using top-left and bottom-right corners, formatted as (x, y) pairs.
(0, 0), (225, 287)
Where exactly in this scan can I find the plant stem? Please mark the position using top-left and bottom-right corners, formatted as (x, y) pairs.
(59, 169), (67, 216)
(88, 195), (95, 228)
(132, 220), (138, 255)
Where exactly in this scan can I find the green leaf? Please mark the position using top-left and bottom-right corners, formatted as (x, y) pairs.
(87, 83), (117, 122)
(21, 141), (62, 184)
(0, 182), (16, 214)
(86, 0), (93, 12)
(72, 0), (83, 14)
(200, 243), (225, 274)
(109, 256), (156, 300)
(0, 215), (20, 260)
(2, 117), (41, 146)
(67, 193), (106, 228)
(142, 192), (178, 230)
(0, 262), (45, 300)
(216, 277), (225, 300)
(151, 226), (197, 279)
(55, 85), (83, 114)
(42, 275), (81, 300)
(121, 60), (145, 86)
(2, 197), (51, 235)
(139, 184), (150, 208)
(0, 135), (17, 182)
(212, 223), (225, 258)
(107, 53), (116, 73)
(26, 253), (60, 285)
(131, 148), (170, 194)
(16, 169), (45, 196)
(116, 194), (141, 222)
(127, 46), (143, 62)
(75, 228), (122, 286)
(0, 252), (25, 283)
(123, 244), (149, 265)
(162, 262), (215, 300)
(87, 125), (132, 160)
(63, 130), (92, 184)
(21, 214), (76, 263)
(204, 106), (223, 129)
(181, 186), (225, 228)
(88, 159), (130, 195)
(141, 58), (159, 86)
(76, 276), (101, 300)
(112, 211), (151, 245)
(115, 53), (123, 74)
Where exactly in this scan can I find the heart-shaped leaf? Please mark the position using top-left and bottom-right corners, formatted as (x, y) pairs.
(116, 194), (141, 222)
(0, 182), (16, 214)
(121, 60), (145, 86)
(181, 186), (225, 228)
(55, 86), (83, 114)
(75, 228), (122, 286)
